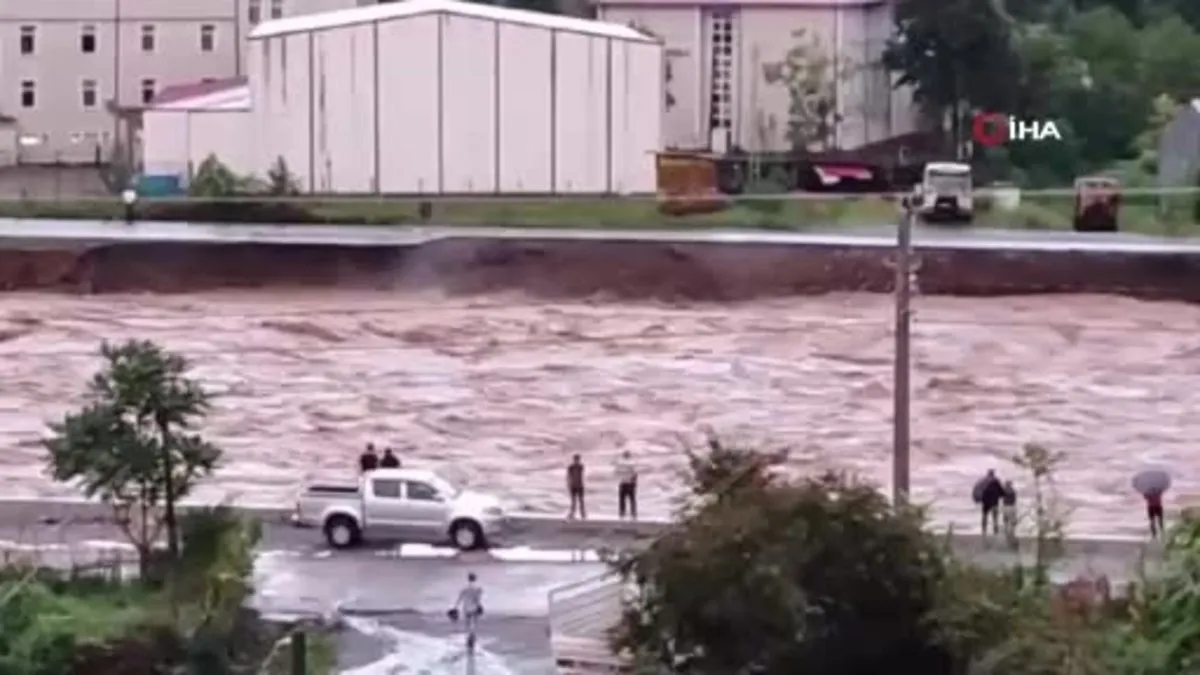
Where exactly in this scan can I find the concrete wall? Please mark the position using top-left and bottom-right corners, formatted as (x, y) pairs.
(249, 10), (663, 194)
(597, 1), (917, 152)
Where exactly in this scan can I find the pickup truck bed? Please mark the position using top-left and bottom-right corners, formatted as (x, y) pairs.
(293, 484), (359, 528)
(305, 484), (359, 495)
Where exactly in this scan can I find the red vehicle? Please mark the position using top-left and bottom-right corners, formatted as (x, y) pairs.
(1073, 176), (1121, 232)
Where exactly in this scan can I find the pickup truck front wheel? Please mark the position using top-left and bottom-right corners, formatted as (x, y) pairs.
(324, 515), (362, 549)
(449, 519), (485, 551)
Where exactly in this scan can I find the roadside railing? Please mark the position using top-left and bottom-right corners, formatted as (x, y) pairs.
(548, 571), (631, 673)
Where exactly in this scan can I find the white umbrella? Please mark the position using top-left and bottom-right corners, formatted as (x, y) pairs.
(1132, 469), (1171, 497)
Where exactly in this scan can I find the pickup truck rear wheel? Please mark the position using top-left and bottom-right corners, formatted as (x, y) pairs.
(449, 519), (485, 551)
(324, 515), (362, 549)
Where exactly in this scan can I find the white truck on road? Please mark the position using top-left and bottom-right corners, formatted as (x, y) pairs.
(292, 468), (510, 550)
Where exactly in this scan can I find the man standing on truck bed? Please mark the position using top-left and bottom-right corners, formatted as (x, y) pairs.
(359, 443), (379, 473)
(567, 455), (586, 519)
(381, 447), (400, 468)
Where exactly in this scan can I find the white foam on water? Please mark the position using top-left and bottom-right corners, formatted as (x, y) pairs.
(374, 544), (602, 563)
(488, 547), (602, 563)
(340, 615), (517, 675)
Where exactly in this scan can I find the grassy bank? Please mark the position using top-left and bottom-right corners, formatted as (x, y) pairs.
(0, 196), (895, 229)
(0, 193), (1193, 235)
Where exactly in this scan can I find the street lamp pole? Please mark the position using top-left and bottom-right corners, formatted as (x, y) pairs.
(892, 198), (915, 506)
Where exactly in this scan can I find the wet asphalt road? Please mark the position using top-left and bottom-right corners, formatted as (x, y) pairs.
(0, 498), (1170, 673)
(0, 496), (1166, 585)
(252, 549), (605, 674)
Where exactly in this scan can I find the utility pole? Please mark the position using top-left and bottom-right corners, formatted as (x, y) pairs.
(892, 198), (916, 506)
(291, 629), (308, 675)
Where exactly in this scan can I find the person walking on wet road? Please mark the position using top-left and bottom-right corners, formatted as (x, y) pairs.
(358, 443), (379, 473)
(1146, 491), (1165, 538)
(974, 469), (1005, 535)
(449, 572), (484, 651)
(1001, 480), (1018, 539)
(380, 447), (400, 468)
(615, 449), (638, 519)
(567, 455), (586, 519)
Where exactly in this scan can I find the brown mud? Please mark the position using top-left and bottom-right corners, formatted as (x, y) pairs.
(0, 239), (1196, 300)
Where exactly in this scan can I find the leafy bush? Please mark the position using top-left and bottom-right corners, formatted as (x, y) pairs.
(139, 200), (319, 224)
(738, 166), (790, 215)
(0, 574), (157, 675)
(611, 437), (1183, 675)
(613, 442), (953, 674)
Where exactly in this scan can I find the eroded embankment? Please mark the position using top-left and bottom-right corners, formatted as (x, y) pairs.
(0, 238), (1197, 300)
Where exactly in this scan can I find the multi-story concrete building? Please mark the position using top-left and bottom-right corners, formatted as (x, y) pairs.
(594, 0), (920, 153)
(0, 0), (362, 164)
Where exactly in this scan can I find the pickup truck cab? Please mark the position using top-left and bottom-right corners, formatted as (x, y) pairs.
(292, 468), (508, 550)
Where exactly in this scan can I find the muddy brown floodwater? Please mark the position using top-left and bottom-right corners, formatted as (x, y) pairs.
(0, 289), (1196, 537)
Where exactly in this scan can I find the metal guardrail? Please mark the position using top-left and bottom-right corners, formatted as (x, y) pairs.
(548, 571), (626, 640)
(548, 571), (632, 672)
(0, 541), (138, 581)
(551, 636), (632, 674)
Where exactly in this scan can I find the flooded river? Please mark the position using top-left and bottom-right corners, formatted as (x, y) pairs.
(0, 289), (1194, 537)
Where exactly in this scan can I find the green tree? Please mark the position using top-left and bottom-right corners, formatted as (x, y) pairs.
(1138, 18), (1200, 103)
(762, 29), (856, 151)
(1100, 514), (1200, 674)
(1160, 0), (1200, 32)
(189, 155), (246, 198)
(265, 156), (300, 196)
(885, 0), (1024, 151)
(43, 340), (221, 575)
(612, 443), (951, 674)
(1060, 7), (1150, 165)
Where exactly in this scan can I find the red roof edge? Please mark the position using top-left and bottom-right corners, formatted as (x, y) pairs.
(149, 76), (249, 106)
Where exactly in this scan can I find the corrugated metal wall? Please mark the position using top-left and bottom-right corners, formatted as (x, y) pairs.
(143, 110), (254, 181)
(250, 11), (662, 194)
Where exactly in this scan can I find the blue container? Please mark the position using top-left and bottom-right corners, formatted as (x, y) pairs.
(136, 173), (183, 197)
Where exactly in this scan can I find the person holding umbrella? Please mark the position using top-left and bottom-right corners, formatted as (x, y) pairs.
(1146, 492), (1165, 537)
(1133, 469), (1171, 539)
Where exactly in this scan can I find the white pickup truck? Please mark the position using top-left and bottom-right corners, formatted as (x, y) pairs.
(292, 468), (510, 550)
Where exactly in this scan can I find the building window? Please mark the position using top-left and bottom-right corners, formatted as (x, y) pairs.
(270, 0), (283, 19)
(140, 78), (156, 104)
(79, 79), (97, 106)
(140, 24), (155, 52)
(19, 80), (35, 108)
(81, 80), (98, 108)
(248, 0), (261, 24)
(707, 10), (735, 131)
(81, 24), (97, 53)
(19, 25), (35, 55)
(199, 24), (215, 51)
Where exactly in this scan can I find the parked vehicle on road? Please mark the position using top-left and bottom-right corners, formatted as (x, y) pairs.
(915, 161), (974, 223)
(1073, 175), (1121, 232)
(292, 468), (509, 550)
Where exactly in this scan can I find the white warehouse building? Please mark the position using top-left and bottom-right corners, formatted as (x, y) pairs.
(142, 77), (252, 181)
(242, 0), (664, 194)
